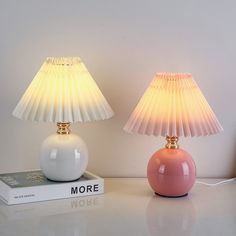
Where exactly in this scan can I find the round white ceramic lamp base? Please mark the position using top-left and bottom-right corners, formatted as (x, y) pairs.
(40, 133), (88, 181)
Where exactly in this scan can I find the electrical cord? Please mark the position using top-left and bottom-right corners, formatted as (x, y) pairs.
(196, 178), (236, 186)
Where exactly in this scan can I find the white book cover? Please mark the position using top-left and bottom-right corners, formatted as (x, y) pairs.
(0, 170), (104, 205)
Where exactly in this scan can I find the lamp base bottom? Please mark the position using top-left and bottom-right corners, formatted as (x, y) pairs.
(155, 192), (188, 198)
(45, 177), (81, 183)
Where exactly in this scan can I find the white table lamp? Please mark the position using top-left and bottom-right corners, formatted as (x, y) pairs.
(13, 57), (114, 181)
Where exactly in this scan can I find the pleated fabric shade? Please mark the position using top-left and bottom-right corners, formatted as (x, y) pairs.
(13, 57), (114, 123)
(124, 73), (223, 137)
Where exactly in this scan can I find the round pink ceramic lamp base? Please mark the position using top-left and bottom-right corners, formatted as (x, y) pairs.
(147, 148), (196, 197)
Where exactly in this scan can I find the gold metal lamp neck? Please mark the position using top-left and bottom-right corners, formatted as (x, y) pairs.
(57, 122), (71, 135)
(165, 136), (179, 149)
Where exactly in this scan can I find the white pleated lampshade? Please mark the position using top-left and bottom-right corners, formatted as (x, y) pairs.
(124, 73), (223, 137)
(13, 57), (114, 123)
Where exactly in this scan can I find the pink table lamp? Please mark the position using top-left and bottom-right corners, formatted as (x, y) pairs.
(124, 73), (223, 197)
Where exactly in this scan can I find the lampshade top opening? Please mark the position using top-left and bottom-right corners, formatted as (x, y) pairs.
(46, 57), (82, 66)
(156, 72), (192, 78)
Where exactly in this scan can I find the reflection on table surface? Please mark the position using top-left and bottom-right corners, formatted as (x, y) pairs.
(146, 195), (196, 236)
(0, 178), (236, 236)
(0, 195), (104, 221)
(0, 195), (104, 236)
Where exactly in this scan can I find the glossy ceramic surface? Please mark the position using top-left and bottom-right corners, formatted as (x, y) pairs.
(147, 148), (196, 197)
(40, 133), (88, 181)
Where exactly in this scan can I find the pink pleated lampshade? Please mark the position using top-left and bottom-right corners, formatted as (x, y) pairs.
(124, 73), (223, 137)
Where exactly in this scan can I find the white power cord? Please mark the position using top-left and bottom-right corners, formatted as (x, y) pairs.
(196, 178), (236, 186)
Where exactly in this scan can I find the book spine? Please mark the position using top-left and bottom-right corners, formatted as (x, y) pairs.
(7, 179), (104, 205)
(0, 181), (11, 204)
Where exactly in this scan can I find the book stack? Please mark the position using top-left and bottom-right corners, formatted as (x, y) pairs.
(0, 170), (104, 205)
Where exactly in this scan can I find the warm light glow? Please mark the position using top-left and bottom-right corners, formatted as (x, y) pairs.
(124, 73), (223, 137)
(13, 57), (114, 123)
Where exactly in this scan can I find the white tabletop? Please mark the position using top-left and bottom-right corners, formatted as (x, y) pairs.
(0, 178), (235, 236)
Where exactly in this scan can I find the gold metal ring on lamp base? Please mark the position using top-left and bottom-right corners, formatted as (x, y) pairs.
(57, 122), (71, 135)
(165, 136), (179, 149)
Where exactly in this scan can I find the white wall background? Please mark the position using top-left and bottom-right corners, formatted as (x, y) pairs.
(0, 0), (235, 177)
